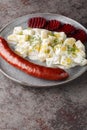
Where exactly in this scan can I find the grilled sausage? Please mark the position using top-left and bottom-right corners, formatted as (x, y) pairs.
(0, 37), (69, 80)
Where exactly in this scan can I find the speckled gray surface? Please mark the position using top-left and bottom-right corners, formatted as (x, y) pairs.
(0, 0), (87, 130)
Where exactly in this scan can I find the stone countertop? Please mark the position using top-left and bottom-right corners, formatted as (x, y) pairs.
(0, 0), (87, 130)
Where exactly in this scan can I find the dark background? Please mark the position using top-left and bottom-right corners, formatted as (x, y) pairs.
(0, 0), (87, 130)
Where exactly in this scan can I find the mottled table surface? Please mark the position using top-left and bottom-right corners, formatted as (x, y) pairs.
(0, 0), (87, 130)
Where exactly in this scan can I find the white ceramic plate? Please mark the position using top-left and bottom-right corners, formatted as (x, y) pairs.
(0, 13), (87, 87)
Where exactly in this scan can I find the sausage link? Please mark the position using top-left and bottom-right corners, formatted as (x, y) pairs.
(0, 37), (69, 80)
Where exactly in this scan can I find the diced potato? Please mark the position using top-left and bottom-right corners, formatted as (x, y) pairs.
(64, 38), (76, 47)
(66, 58), (72, 64)
(54, 32), (66, 41)
(60, 56), (72, 66)
(7, 34), (18, 43)
(61, 46), (67, 51)
(13, 26), (23, 35)
(75, 40), (85, 51)
(41, 30), (48, 39)
(23, 29), (35, 35)
(38, 52), (47, 62)
(80, 59), (87, 66)
(17, 35), (30, 42)
(15, 44), (29, 58)
(76, 50), (86, 57)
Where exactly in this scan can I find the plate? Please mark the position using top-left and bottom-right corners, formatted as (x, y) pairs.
(0, 13), (87, 87)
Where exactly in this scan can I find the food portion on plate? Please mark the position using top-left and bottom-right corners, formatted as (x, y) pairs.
(0, 16), (87, 81)
(7, 26), (87, 69)
(28, 17), (87, 43)
(0, 37), (69, 80)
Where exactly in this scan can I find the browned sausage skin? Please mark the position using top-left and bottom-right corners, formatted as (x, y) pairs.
(0, 37), (69, 80)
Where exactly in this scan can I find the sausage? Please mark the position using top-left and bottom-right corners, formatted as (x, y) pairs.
(0, 37), (69, 80)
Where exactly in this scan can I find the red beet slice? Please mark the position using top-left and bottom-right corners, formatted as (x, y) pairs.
(58, 24), (76, 35)
(70, 29), (87, 43)
(28, 17), (46, 28)
(45, 20), (61, 31)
